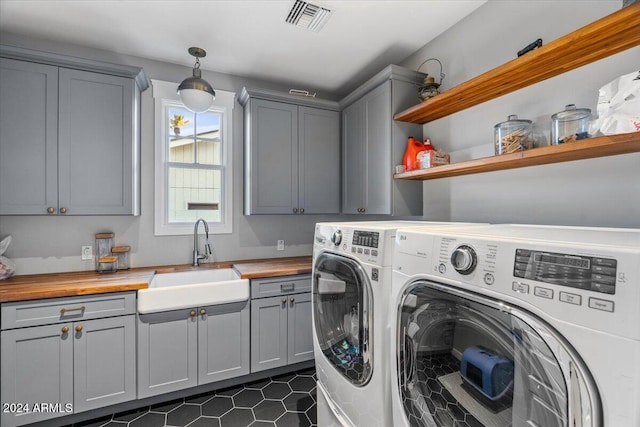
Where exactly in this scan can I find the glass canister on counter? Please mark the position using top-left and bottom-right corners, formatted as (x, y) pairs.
(95, 232), (114, 258)
(551, 104), (591, 144)
(494, 115), (533, 155)
(96, 255), (118, 273)
(111, 246), (130, 270)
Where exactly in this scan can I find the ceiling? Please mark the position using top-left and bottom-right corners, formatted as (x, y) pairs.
(0, 0), (486, 97)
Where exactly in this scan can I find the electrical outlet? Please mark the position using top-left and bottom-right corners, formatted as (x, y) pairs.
(81, 246), (93, 260)
(277, 240), (285, 251)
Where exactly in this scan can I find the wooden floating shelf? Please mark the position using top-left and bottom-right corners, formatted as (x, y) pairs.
(394, 132), (640, 181)
(394, 3), (640, 124)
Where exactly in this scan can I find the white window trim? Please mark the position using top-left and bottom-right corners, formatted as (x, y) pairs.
(152, 79), (235, 235)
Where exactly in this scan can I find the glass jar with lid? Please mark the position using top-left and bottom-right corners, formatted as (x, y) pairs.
(551, 104), (591, 145)
(494, 115), (533, 155)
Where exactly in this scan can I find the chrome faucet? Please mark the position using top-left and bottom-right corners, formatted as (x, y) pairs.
(193, 218), (212, 266)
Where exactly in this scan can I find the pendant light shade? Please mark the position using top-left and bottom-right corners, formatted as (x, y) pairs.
(178, 47), (215, 113)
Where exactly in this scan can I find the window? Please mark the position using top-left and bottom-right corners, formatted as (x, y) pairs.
(152, 80), (235, 235)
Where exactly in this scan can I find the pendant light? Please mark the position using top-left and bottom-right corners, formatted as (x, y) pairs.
(177, 47), (216, 113)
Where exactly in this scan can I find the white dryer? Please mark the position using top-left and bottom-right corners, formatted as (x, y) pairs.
(389, 224), (640, 427)
(312, 221), (481, 427)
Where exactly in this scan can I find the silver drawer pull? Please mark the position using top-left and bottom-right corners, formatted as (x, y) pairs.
(60, 306), (86, 315)
(281, 283), (295, 292)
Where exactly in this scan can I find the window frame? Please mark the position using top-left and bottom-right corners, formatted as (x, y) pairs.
(152, 79), (235, 235)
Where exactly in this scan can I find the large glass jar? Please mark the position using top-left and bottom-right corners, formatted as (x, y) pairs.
(494, 115), (533, 155)
(551, 104), (591, 145)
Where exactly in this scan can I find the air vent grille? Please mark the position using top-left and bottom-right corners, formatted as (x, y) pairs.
(285, 0), (332, 32)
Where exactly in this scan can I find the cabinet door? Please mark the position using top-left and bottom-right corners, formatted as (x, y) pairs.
(341, 98), (367, 214)
(246, 98), (298, 214)
(137, 309), (198, 398)
(287, 292), (314, 364)
(0, 59), (58, 215)
(58, 68), (135, 215)
(73, 316), (136, 413)
(251, 296), (288, 372)
(1, 324), (73, 427)
(363, 80), (392, 215)
(298, 107), (340, 214)
(198, 301), (250, 385)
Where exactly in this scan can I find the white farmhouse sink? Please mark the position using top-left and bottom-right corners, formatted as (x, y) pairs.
(138, 268), (249, 314)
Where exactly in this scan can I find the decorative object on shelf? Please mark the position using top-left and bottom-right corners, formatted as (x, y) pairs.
(394, 5), (640, 124)
(517, 38), (543, 57)
(494, 115), (533, 154)
(178, 47), (216, 113)
(415, 58), (445, 101)
(403, 136), (429, 171)
(590, 70), (640, 136)
(170, 114), (190, 135)
(417, 139), (450, 168)
(551, 104), (592, 144)
(0, 235), (16, 280)
(393, 133), (639, 181)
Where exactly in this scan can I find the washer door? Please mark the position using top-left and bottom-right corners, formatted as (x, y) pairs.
(313, 252), (373, 386)
(396, 281), (601, 427)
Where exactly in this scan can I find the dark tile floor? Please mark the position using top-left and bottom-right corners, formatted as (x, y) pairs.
(72, 368), (317, 427)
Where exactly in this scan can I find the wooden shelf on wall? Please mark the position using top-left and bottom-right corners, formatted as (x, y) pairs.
(393, 3), (640, 124)
(393, 132), (640, 181)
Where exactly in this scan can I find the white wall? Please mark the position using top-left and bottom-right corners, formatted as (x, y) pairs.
(400, 0), (639, 227)
(0, 32), (349, 274)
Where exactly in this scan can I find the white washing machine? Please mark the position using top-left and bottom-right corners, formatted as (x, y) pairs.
(389, 224), (640, 427)
(312, 221), (482, 427)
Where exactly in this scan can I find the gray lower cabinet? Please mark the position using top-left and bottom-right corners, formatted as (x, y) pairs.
(0, 46), (147, 215)
(0, 293), (136, 427)
(340, 64), (425, 216)
(198, 302), (250, 385)
(137, 301), (250, 399)
(250, 275), (313, 372)
(240, 87), (340, 215)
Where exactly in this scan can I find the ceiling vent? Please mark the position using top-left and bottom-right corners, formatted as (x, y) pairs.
(285, 0), (333, 32)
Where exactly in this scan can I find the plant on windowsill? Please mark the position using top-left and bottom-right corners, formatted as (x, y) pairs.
(170, 114), (190, 135)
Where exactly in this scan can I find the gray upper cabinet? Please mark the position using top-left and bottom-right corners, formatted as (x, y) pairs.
(0, 58), (59, 215)
(0, 45), (147, 216)
(58, 69), (135, 215)
(240, 87), (340, 215)
(339, 65), (425, 216)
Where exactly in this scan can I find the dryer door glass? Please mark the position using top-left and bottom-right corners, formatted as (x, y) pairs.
(396, 281), (599, 427)
(313, 252), (373, 386)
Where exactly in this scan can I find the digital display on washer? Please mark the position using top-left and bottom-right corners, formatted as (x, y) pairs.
(514, 249), (617, 295)
(352, 231), (379, 248)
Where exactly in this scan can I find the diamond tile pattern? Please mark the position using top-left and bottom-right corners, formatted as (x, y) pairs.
(69, 368), (317, 427)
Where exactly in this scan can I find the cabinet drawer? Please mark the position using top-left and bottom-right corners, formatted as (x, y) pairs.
(1, 292), (136, 330)
(251, 274), (311, 299)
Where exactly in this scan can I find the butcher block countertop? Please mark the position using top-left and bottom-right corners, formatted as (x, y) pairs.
(0, 256), (312, 303)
